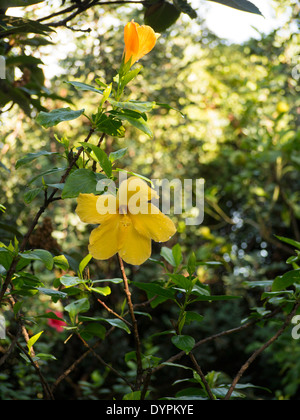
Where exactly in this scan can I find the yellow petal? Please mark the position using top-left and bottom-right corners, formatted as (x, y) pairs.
(135, 24), (160, 63)
(76, 194), (116, 224)
(88, 215), (120, 260)
(118, 176), (159, 208)
(123, 20), (160, 66)
(118, 222), (152, 265)
(124, 20), (139, 64)
(131, 203), (176, 243)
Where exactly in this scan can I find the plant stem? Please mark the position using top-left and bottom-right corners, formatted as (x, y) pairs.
(118, 254), (143, 390)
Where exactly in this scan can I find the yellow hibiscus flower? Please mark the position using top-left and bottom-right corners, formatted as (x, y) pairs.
(76, 177), (176, 265)
(123, 20), (160, 67)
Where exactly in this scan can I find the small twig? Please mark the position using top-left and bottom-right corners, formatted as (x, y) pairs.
(118, 254), (143, 390)
(8, 333), (54, 400)
(97, 298), (132, 327)
(224, 302), (300, 400)
(189, 352), (215, 400)
(153, 308), (281, 374)
(77, 334), (134, 390)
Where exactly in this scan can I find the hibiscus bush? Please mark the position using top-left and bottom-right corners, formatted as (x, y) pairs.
(0, 1), (300, 401)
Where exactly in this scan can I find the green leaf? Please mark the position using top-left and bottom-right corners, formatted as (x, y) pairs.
(161, 246), (176, 266)
(171, 335), (195, 354)
(90, 286), (111, 296)
(65, 298), (90, 325)
(185, 311), (204, 325)
(60, 275), (85, 288)
(116, 112), (153, 137)
(92, 278), (123, 285)
(0, 16), (54, 38)
(27, 331), (44, 355)
(36, 108), (85, 129)
(187, 252), (196, 275)
(78, 254), (92, 277)
(272, 270), (300, 292)
(53, 255), (69, 271)
(1, 0), (45, 7)
(120, 66), (142, 87)
(80, 323), (106, 341)
(172, 244), (183, 267)
(100, 83), (112, 107)
(169, 274), (191, 290)
(79, 316), (130, 334)
(66, 81), (103, 95)
(110, 99), (156, 113)
(123, 391), (142, 401)
(61, 168), (106, 199)
(0, 247), (14, 270)
(109, 148), (128, 163)
(275, 235), (300, 251)
(37, 288), (68, 300)
(80, 143), (112, 177)
(133, 281), (176, 300)
(28, 167), (66, 185)
(16, 151), (59, 169)
(23, 187), (43, 204)
(95, 114), (125, 138)
(207, 0), (263, 16)
(173, 0), (197, 18)
(19, 249), (53, 270)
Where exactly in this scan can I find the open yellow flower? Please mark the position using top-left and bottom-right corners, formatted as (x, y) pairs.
(123, 20), (160, 66)
(76, 177), (176, 266)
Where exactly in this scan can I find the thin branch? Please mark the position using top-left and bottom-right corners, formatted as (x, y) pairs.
(40, 1), (146, 28)
(189, 352), (215, 400)
(224, 302), (300, 400)
(97, 298), (132, 327)
(77, 334), (134, 390)
(153, 308), (281, 374)
(118, 254), (143, 390)
(8, 333), (54, 400)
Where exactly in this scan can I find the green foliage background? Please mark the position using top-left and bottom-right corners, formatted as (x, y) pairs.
(0, 0), (299, 400)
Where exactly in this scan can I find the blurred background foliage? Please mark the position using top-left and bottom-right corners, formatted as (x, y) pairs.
(0, 0), (300, 400)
